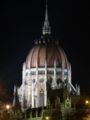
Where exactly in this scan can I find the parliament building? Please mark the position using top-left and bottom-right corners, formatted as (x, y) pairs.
(13, 1), (80, 119)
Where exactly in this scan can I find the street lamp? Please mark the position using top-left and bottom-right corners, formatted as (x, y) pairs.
(85, 100), (89, 105)
(45, 116), (50, 120)
(6, 105), (11, 110)
(5, 104), (11, 113)
(85, 100), (90, 108)
(0, 104), (11, 119)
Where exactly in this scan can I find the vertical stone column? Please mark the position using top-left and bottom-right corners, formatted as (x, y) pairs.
(27, 69), (31, 107)
(35, 48), (39, 108)
(62, 65), (64, 82)
(61, 53), (65, 87)
(32, 84), (34, 108)
(45, 61), (47, 106)
(35, 67), (38, 108)
(67, 64), (71, 92)
(21, 86), (24, 109)
(54, 60), (57, 88)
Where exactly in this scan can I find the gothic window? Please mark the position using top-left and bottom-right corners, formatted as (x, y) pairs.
(23, 95), (27, 109)
(56, 78), (62, 85)
(32, 79), (35, 83)
(39, 79), (44, 83)
(56, 71), (61, 75)
(24, 81), (27, 85)
(47, 71), (54, 75)
(38, 71), (45, 74)
(26, 72), (28, 76)
(31, 72), (36, 75)
(64, 72), (68, 75)
(39, 89), (44, 107)
(34, 98), (36, 108)
(56, 78), (64, 89)
(64, 79), (68, 86)
(47, 76), (52, 85)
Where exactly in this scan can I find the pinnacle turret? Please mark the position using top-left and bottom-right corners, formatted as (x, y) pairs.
(13, 85), (20, 109)
(42, 0), (51, 35)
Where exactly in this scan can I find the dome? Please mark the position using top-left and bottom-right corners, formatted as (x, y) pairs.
(26, 35), (69, 68)
(25, 3), (70, 69)
(17, 1), (80, 111)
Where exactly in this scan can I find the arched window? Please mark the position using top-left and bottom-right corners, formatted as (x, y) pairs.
(56, 78), (62, 88)
(34, 98), (36, 108)
(39, 89), (44, 107)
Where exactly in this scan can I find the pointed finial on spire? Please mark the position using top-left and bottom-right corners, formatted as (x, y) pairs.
(42, 0), (51, 35)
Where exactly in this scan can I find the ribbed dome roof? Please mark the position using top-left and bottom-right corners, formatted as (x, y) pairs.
(26, 35), (69, 68)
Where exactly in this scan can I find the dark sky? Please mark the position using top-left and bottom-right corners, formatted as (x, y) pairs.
(0, 0), (89, 95)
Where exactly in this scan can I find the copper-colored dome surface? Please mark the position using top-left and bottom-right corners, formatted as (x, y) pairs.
(26, 36), (69, 68)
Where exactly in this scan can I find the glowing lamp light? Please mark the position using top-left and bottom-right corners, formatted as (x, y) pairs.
(85, 100), (89, 105)
(45, 116), (49, 120)
(6, 104), (11, 110)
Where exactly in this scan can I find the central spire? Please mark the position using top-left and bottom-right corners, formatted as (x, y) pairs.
(42, 0), (51, 35)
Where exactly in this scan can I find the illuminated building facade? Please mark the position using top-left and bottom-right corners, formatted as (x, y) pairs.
(17, 1), (80, 112)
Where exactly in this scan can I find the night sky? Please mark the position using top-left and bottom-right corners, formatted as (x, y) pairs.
(0, 0), (89, 96)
